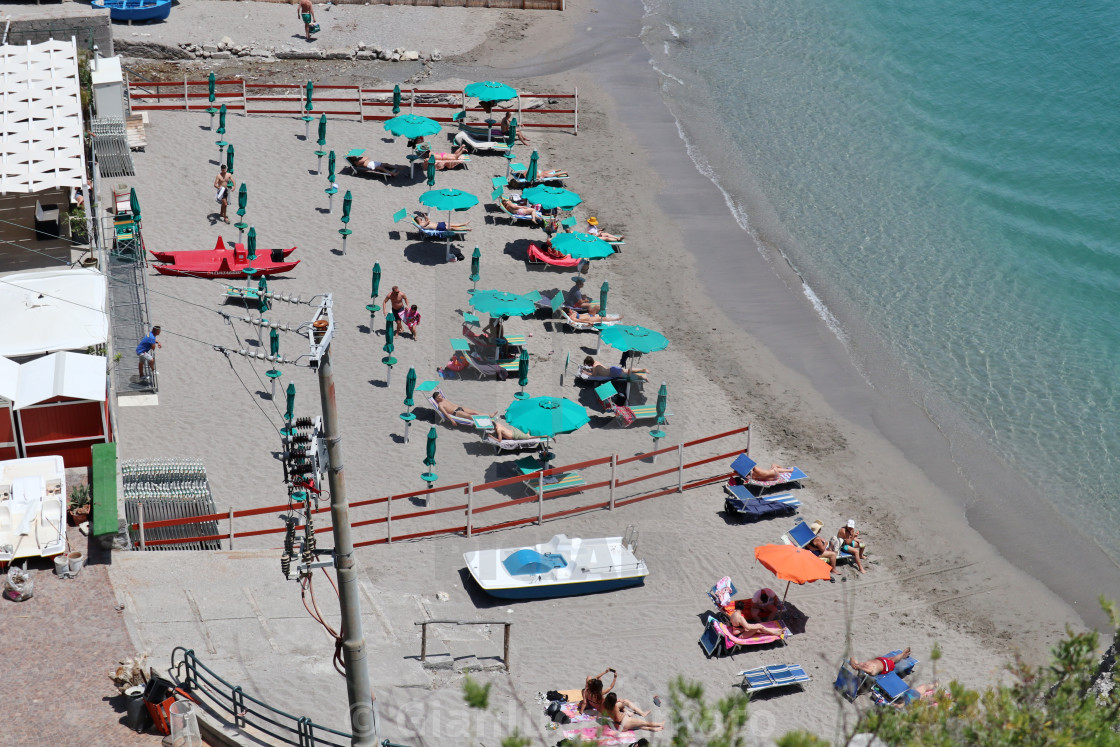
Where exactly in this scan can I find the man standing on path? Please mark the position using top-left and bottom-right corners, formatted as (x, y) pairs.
(136, 326), (161, 382)
(298, 0), (316, 42)
(213, 164), (235, 224)
(383, 286), (408, 335)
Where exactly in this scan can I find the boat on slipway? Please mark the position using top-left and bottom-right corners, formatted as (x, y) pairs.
(463, 529), (648, 600)
(92, 0), (173, 23)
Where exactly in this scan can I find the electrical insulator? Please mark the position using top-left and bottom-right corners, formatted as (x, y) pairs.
(294, 417), (313, 429)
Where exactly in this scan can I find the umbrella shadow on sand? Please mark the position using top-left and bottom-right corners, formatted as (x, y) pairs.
(403, 242), (463, 266)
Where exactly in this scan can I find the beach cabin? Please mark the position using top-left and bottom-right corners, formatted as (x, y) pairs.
(0, 38), (88, 272)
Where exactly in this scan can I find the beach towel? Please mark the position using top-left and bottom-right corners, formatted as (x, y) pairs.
(561, 724), (638, 746)
(711, 576), (735, 609)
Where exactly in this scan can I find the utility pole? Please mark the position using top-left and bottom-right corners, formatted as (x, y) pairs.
(309, 296), (376, 746)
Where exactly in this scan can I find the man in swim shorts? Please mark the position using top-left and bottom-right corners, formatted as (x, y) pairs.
(298, 0), (316, 41)
(849, 647), (911, 676)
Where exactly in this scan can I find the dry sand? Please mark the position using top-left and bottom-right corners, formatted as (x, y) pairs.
(108, 0), (1114, 743)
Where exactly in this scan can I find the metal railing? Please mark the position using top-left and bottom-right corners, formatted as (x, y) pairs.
(172, 647), (355, 747)
(416, 619), (513, 671)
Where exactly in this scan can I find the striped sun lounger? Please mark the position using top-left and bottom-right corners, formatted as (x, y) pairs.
(736, 664), (811, 694)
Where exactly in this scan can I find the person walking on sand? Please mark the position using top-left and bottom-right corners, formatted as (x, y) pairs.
(213, 164), (234, 223)
(383, 286), (409, 334)
(401, 304), (421, 340)
(136, 325), (161, 382)
(298, 0), (316, 41)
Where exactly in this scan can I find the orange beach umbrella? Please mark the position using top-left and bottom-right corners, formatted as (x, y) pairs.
(754, 543), (832, 600)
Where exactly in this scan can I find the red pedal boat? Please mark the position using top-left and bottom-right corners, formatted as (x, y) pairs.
(151, 237), (300, 278)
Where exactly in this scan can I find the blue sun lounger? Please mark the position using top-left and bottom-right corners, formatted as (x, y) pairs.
(729, 453), (808, 493)
(736, 664), (811, 695)
(724, 492), (801, 521)
(781, 520), (853, 563)
(834, 649), (918, 703)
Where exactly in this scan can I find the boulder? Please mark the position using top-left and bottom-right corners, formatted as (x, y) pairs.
(356, 50), (376, 61)
(357, 42), (367, 51)
(210, 51), (233, 60)
(378, 50), (392, 61)
(114, 40), (195, 60)
(324, 48), (353, 60)
(390, 52), (401, 62)
(430, 49), (442, 61)
(400, 51), (419, 61)
(202, 43), (218, 53)
(220, 36), (234, 49)
(275, 49), (324, 60)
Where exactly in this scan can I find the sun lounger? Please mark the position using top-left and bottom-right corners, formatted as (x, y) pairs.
(508, 167), (567, 188)
(461, 353), (509, 381)
(410, 218), (470, 242)
(527, 242), (584, 269)
(429, 396), (474, 427)
(736, 664), (811, 695)
(780, 520), (853, 564)
(729, 452), (808, 492)
(496, 199), (542, 226)
(576, 365), (643, 384)
(593, 382), (668, 427)
(524, 470), (586, 496)
(483, 432), (548, 454)
(834, 650), (918, 703)
(723, 490), (801, 522)
(454, 130), (514, 154)
(699, 614), (787, 658)
(345, 149), (396, 181)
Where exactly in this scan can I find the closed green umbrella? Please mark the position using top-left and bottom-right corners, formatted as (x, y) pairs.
(341, 191), (352, 224)
(217, 103), (227, 135)
(401, 366), (418, 443)
(505, 396), (588, 438)
(327, 150), (336, 183)
(469, 289), (541, 318)
(326, 150), (338, 212)
(550, 232), (614, 260)
(599, 281), (609, 317)
(655, 383), (668, 426)
(382, 313), (397, 384)
(506, 117), (518, 148)
(235, 183), (247, 234)
(383, 114), (441, 139)
(421, 427), (438, 487)
(226, 143), (235, 174)
(522, 185), (582, 211)
(365, 263), (382, 324)
(284, 381), (296, 422)
(207, 72), (217, 128)
(317, 113), (327, 148)
(515, 348), (529, 399)
(464, 81), (518, 103)
(259, 288), (270, 316)
(129, 188), (141, 223)
(258, 276), (268, 298)
(266, 327), (282, 397)
(305, 80), (314, 113)
(269, 328), (280, 357)
(526, 150), (539, 184)
(469, 247), (481, 291)
(247, 226), (257, 261)
(426, 154), (436, 187)
(392, 84), (401, 115)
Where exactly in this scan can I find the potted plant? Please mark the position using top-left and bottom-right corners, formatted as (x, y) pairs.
(69, 207), (89, 244)
(68, 483), (91, 526)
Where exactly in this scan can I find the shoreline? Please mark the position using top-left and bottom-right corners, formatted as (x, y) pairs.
(449, 0), (1120, 632)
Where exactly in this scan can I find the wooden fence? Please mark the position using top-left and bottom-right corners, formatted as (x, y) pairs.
(129, 425), (754, 549)
(126, 78), (578, 133)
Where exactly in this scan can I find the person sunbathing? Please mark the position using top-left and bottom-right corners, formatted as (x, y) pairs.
(566, 308), (624, 326)
(420, 143), (471, 170)
(587, 216), (624, 242)
(806, 523), (839, 580)
(726, 606), (779, 638)
(499, 197), (543, 224)
(850, 648), (912, 677)
(431, 391), (495, 422)
(501, 111), (531, 146)
(602, 693), (662, 733)
(578, 669), (616, 715)
(748, 463), (793, 482)
(414, 212), (470, 232)
(353, 156), (401, 177)
(514, 165), (568, 180)
(493, 418), (535, 442)
(582, 356), (647, 381)
(837, 520), (868, 574)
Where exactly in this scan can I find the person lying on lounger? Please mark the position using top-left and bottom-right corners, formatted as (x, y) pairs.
(432, 391), (497, 422)
(419, 143), (471, 170)
(726, 606), (781, 639)
(748, 463), (794, 482)
(513, 164), (568, 180)
(850, 648), (912, 677)
(352, 156), (401, 177)
(602, 693), (663, 733)
(587, 216), (624, 242)
(583, 356), (646, 381)
(499, 196), (543, 224)
(414, 212), (470, 232)
(566, 307), (622, 326)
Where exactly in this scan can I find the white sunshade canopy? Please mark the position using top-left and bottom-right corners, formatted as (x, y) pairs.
(13, 351), (106, 409)
(0, 356), (18, 402)
(0, 268), (109, 357)
(1, 38), (86, 194)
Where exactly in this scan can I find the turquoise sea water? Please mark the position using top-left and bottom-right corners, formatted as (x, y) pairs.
(641, 0), (1120, 558)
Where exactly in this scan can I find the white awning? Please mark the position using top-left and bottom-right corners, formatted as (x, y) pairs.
(0, 268), (109, 357)
(0, 357), (18, 403)
(0, 39), (86, 194)
(12, 351), (106, 409)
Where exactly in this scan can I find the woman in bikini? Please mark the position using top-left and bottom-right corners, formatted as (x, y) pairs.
(725, 604), (780, 638)
(499, 196), (543, 224)
(420, 143), (470, 170)
(578, 669), (616, 715)
(748, 463), (793, 482)
(602, 693), (663, 732)
(566, 308), (625, 326)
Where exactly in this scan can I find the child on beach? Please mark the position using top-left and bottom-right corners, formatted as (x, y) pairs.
(401, 305), (421, 340)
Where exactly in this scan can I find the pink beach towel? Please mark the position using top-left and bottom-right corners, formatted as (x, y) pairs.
(715, 619), (786, 649)
(561, 724), (638, 746)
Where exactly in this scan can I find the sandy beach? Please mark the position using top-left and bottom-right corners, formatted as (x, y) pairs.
(106, 0), (1118, 743)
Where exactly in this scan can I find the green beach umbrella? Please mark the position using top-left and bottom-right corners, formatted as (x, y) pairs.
(505, 396), (589, 438)
(247, 226), (257, 261)
(208, 72), (216, 104)
(305, 80), (314, 113)
(218, 104), (227, 135)
(516, 348), (530, 399)
(226, 143), (235, 174)
(258, 276), (268, 299)
(382, 313), (397, 383)
(284, 381), (296, 422)
(365, 263), (382, 323)
(506, 117), (518, 148)
(655, 382), (668, 426)
(383, 114), (441, 139)
(327, 150), (336, 183)
(469, 247), (481, 290)
(522, 185), (582, 211)
(404, 367), (417, 408)
(129, 188), (141, 223)
(464, 81), (518, 103)
(526, 150), (539, 184)
(269, 328), (280, 357)
(392, 84), (401, 115)
(426, 154), (436, 188)
(419, 188), (479, 213)
(600, 325), (670, 355)
(237, 183), (247, 214)
(469, 289), (541, 318)
(424, 426), (437, 468)
(342, 190), (353, 224)
(550, 232), (614, 260)
(317, 113), (327, 148)
(259, 288), (270, 316)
